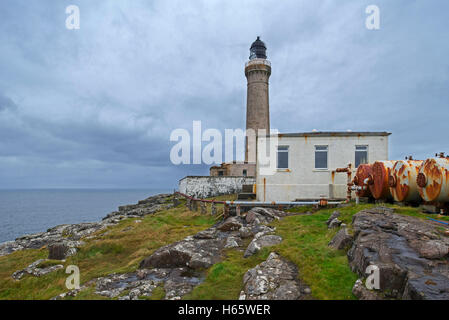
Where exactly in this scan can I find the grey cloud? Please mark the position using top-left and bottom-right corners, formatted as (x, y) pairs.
(0, 94), (18, 112)
(0, 0), (448, 188)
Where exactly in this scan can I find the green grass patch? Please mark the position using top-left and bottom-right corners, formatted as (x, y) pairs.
(0, 205), (216, 300)
(184, 246), (270, 300)
(2, 197), (446, 300)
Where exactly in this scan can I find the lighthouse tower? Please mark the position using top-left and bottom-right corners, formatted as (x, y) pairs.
(245, 37), (271, 162)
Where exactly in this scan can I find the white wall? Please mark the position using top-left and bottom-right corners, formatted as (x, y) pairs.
(256, 134), (389, 202)
(179, 176), (256, 198)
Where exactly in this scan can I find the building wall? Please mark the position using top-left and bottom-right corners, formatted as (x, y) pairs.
(179, 176), (256, 199)
(210, 163), (256, 177)
(256, 134), (389, 202)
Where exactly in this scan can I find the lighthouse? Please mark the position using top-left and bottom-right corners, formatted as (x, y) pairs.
(245, 36), (271, 162)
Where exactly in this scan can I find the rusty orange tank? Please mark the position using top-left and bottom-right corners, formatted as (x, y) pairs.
(417, 157), (449, 202)
(369, 161), (396, 200)
(353, 164), (373, 197)
(388, 160), (423, 202)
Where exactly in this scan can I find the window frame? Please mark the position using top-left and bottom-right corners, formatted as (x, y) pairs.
(277, 145), (289, 169)
(355, 145), (369, 168)
(314, 145), (328, 170)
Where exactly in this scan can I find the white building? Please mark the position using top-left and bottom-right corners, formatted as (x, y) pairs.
(255, 131), (390, 202)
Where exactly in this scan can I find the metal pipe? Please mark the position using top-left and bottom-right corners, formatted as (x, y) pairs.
(224, 200), (343, 205)
(428, 218), (449, 226)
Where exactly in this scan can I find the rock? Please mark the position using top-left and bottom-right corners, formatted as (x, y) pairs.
(328, 218), (342, 229)
(225, 236), (241, 249)
(416, 240), (448, 259)
(164, 279), (196, 300)
(352, 279), (382, 300)
(238, 227), (253, 239)
(95, 273), (160, 299)
(140, 235), (226, 270)
(193, 229), (217, 239)
(77, 267), (204, 300)
(239, 225), (275, 240)
(245, 207), (286, 225)
(240, 252), (309, 300)
(244, 235), (282, 258)
(104, 194), (172, 220)
(348, 208), (449, 299)
(48, 241), (79, 260)
(0, 193), (173, 258)
(328, 228), (352, 250)
(12, 259), (64, 280)
(326, 211), (340, 226)
(217, 217), (242, 232)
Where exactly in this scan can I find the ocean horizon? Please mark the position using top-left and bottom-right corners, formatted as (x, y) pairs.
(0, 188), (172, 243)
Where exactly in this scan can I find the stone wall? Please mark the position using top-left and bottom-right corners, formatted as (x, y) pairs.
(179, 176), (256, 198)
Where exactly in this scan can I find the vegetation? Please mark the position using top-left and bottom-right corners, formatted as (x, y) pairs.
(0, 195), (447, 300)
(0, 204), (216, 300)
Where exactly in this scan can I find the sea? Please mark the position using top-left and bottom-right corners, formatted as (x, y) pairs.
(0, 189), (171, 243)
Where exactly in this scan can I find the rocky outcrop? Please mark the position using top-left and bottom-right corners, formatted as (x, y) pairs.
(53, 204), (298, 300)
(348, 207), (449, 300)
(217, 217), (242, 232)
(103, 194), (173, 221)
(12, 259), (64, 280)
(140, 234), (227, 270)
(48, 241), (83, 260)
(0, 194), (173, 257)
(53, 267), (203, 300)
(0, 223), (105, 257)
(239, 252), (311, 300)
(328, 218), (342, 229)
(326, 210), (340, 226)
(138, 216), (250, 270)
(245, 207), (288, 225)
(244, 235), (283, 258)
(328, 227), (352, 250)
(352, 279), (382, 300)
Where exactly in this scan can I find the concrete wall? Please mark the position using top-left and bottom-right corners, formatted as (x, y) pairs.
(210, 163), (256, 177)
(256, 133), (389, 202)
(179, 176), (256, 199)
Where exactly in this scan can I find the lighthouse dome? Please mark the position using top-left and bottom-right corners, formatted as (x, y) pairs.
(249, 36), (267, 60)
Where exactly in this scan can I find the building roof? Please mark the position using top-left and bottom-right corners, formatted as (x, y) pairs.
(265, 131), (391, 138)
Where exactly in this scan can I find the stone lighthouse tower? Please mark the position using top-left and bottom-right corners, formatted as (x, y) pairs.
(245, 37), (271, 162)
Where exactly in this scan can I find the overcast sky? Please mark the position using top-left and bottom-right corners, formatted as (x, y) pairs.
(0, 0), (448, 189)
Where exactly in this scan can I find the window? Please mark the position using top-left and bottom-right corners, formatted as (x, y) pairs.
(243, 169), (247, 177)
(315, 145), (328, 169)
(355, 145), (368, 168)
(277, 146), (289, 169)
(218, 171), (224, 176)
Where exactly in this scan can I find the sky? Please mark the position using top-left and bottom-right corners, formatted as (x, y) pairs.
(0, 0), (448, 189)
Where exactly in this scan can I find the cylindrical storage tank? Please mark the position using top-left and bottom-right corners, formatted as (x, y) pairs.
(388, 160), (423, 202)
(353, 164), (373, 197)
(369, 161), (396, 200)
(417, 157), (449, 202)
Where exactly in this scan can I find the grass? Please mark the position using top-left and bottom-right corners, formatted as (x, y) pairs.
(0, 203), (217, 300)
(1, 194), (447, 300)
(184, 246), (271, 300)
(269, 205), (373, 300)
